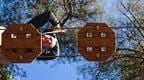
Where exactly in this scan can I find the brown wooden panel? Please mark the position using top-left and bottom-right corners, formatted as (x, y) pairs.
(78, 23), (116, 61)
(1, 23), (42, 63)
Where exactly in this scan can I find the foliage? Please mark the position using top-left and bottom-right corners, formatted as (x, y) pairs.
(75, 0), (144, 80)
(0, 64), (26, 80)
(0, 0), (34, 79)
(35, 0), (105, 64)
(0, 0), (105, 79)
(114, 0), (144, 79)
(0, 0), (37, 25)
(77, 62), (122, 80)
(1, 0), (144, 80)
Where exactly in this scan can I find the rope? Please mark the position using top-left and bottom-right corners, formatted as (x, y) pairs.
(50, 27), (144, 29)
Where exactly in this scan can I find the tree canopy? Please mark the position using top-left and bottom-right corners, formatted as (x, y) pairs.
(0, 0), (144, 80)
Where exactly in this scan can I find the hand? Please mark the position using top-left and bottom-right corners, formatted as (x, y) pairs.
(53, 24), (61, 30)
(53, 24), (67, 32)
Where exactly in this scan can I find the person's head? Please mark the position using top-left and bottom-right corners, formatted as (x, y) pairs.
(42, 35), (57, 49)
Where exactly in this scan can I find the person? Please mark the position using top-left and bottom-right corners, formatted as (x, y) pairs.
(27, 10), (62, 60)
(27, 10), (60, 29)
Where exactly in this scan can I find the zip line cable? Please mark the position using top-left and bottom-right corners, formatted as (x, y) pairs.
(55, 26), (144, 29)
(0, 26), (144, 30)
(0, 26), (143, 60)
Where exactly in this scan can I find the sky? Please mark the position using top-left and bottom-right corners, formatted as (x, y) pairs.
(0, 0), (119, 80)
(16, 1), (117, 80)
(1, 0), (141, 79)
(18, 61), (80, 80)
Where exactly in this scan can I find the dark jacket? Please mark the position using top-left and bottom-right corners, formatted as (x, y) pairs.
(27, 10), (59, 29)
(27, 10), (60, 60)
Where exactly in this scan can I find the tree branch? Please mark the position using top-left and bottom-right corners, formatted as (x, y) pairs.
(118, 0), (144, 38)
(131, 0), (141, 11)
(117, 48), (144, 53)
(103, 48), (144, 65)
(61, 0), (74, 26)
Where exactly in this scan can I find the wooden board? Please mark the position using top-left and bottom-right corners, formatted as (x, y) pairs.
(1, 23), (42, 63)
(78, 23), (116, 61)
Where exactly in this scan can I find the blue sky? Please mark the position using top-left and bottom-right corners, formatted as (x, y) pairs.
(18, 61), (80, 80)
(15, 0), (118, 80)
(16, 1), (117, 80)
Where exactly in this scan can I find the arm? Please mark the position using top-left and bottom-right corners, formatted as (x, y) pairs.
(27, 10), (59, 29)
